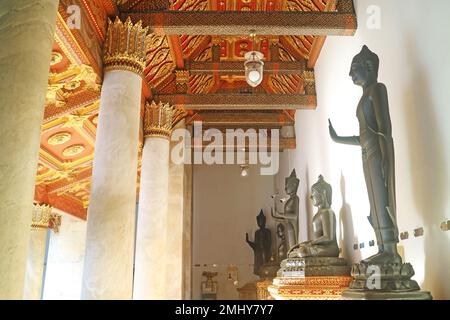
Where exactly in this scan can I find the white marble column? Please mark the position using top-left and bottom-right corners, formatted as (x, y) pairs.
(182, 151), (193, 299)
(165, 120), (192, 299)
(43, 209), (86, 300)
(24, 229), (48, 300)
(133, 102), (174, 299)
(0, 0), (58, 299)
(24, 205), (61, 300)
(81, 18), (149, 300)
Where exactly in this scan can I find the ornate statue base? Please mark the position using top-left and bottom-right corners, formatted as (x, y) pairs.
(256, 279), (275, 300)
(278, 257), (351, 277)
(237, 263), (280, 300)
(268, 276), (352, 300)
(237, 281), (257, 300)
(269, 257), (352, 300)
(342, 260), (432, 300)
(254, 262), (279, 300)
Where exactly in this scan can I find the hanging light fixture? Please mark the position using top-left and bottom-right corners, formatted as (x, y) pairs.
(240, 164), (250, 177)
(244, 30), (264, 87)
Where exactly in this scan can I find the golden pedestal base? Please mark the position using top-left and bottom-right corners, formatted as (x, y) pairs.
(268, 276), (353, 300)
(237, 281), (257, 300)
(256, 279), (275, 300)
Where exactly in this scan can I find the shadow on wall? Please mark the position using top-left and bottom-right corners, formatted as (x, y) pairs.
(303, 166), (313, 241)
(403, 36), (449, 299)
(338, 172), (361, 263)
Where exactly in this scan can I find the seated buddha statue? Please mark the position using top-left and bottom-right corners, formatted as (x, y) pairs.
(288, 175), (339, 258)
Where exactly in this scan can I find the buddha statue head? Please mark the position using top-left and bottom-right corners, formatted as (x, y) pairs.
(256, 209), (267, 229)
(349, 45), (379, 87)
(285, 169), (300, 195)
(310, 175), (332, 209)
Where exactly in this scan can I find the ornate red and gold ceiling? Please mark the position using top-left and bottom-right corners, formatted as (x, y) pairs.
(35, 0), (345, 219)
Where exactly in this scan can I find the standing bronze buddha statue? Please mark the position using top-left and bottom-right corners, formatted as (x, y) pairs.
(329, 46), (431, 298)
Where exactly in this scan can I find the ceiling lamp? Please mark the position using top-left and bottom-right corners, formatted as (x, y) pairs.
(240, 164), (250, 177)
(244, 31), (264, 87)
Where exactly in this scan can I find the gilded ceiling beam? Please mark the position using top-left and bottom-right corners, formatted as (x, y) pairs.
(307, 0), (338, 68)
(154, 93), (316, 110)
(186, 60), (307, 75)
(190, 111), (295, 127)
(190, 137), (296, 151)
(121, 0), (357, 36)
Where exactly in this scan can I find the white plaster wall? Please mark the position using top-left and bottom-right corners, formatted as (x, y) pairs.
(193, 164), (277, 300)
(281, 0), (450, 299)
(43, 211), (87, 300)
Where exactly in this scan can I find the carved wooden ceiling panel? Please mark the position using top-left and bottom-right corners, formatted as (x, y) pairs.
(36, 0), (341, 219)
(35, 0), (112, 219)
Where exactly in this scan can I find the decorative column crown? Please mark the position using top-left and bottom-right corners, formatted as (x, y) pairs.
(104, 17), (149, 76)
(31, 204), (62, 232)
(144, 101), (175, 139)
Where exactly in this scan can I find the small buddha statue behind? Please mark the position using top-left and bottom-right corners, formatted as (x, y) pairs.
(276, 175), (350, 278)
(246, 210), (272, 277)
(288, 175), (339, 258)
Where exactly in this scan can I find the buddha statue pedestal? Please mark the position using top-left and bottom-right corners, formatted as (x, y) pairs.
(341, 261), (432, 300)
(256, 279), (275, 300)
(255, 262), (279, 300)
(236, 278), (277, 300)
(269, 276), (352, 300)
(268, 256), (352, 300)
(237, 281), (257, 300)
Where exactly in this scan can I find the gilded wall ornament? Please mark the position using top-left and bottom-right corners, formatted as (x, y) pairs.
(62, 113), (90, 129)
(46, 64), (100, 110)
(302, 70), (316, 95)
(146, 34), (174, 88)
(49, 214), (62, 233)
(175, 70), (190, 93)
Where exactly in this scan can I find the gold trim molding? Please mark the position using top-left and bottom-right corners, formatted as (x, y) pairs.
(104, 17), (150, 76)
(268, 276), (352, 300)
(143, 101), (174, 139)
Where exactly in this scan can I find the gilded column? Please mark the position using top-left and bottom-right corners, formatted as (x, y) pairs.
(0, 0), (59, 299)
(81, 17), (149, 300)
(133, 101), (174, 299)
(24, 204), (61, 300)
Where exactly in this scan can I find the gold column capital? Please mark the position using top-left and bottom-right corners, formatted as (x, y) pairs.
(143, 101), (175, 139)
(104, 17), (150, 76)
(31, 204), (61, 233)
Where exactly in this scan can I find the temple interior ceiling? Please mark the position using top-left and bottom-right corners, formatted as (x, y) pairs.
(35, 0), (341, 219)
